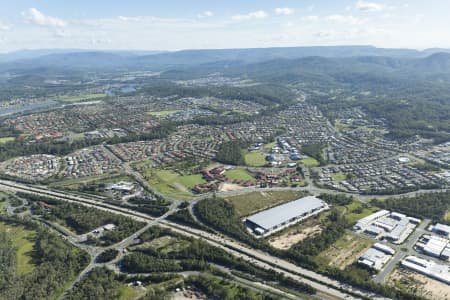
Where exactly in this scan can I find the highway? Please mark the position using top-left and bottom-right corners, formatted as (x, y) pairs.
(0, 179), (390, 300)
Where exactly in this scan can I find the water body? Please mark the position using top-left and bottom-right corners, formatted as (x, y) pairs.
(0, 100), (59, 117)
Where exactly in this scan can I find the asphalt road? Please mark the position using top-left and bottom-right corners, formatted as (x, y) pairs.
(0, 179), (388, 300)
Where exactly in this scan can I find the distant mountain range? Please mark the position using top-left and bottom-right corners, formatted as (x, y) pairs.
(1, 45), (450, 78)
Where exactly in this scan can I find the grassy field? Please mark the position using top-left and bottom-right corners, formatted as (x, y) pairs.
(343, 201), (379, 225)
(226, 190), (309, 217)
(57, 93), (106, 102)
(301, 158), (320, 167)
(146, 110), (181, 117)
(244, 151), (267, 167)
(0, 221), (37, 275)
(117, 285), (142, 300)
(146, 169), (205, 199)
(0, 137), (15, 144)
(148, 236), (190, 255)
(316, 233), (373, 270)
(331, 173), (346, 182)
(223, 169), (255, 181)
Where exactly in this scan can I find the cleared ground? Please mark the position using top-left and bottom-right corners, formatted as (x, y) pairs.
(223, 169), (255, 181)
(316, 233), (373, 270)
(389, 268), (450, 300)
(244, 151), (267, 167)
(269, 224), (322, 250)
(225, 190), (309, 217)
(146, 110), (181, 117)
(0, 221), (37, 275)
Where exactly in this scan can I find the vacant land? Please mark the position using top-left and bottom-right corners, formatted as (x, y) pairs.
(0, 221), (37, 275)
(225, 190), (309, 217)
(244, 151), (267, 167)
(223, 169), (255, 181)
(301, 158), (320, 167)
(270, 224), (322, 250)
(146, 169), (205, 199)
(316, 233), (373, 269)
(57, 93), (106, 102)
(147, 110), (181, 117)
(117, 285), (143, 300)
(389, 268), (450, 300)
(0, 137), (15, 144)
(343, 201), (379, 225)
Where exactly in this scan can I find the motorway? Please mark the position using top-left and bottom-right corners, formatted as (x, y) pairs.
(0, 179), (394, 300)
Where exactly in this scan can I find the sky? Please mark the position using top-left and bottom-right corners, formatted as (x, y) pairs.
(0, 0), (449, 53)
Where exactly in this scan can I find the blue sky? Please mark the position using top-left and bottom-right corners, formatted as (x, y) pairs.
(0, 1), (448, 52)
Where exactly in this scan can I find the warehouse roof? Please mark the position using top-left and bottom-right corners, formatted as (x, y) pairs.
(246, 196), (328, 231)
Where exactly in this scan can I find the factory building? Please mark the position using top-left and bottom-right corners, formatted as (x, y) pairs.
(245, 196), (329, 236)
(416, 235), (450, 261)
(401, 256), (450, 285)
(432, 223), (450, 237)
(354, 210), (419, 244)
(358, 246), (393, 270)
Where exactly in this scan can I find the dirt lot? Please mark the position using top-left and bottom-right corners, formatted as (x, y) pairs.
(219, 183), (244, 192)
(172, 290), (206, 300)
(318, 233), (372, 270)
(269, 225), (322, 250)
(389, 268), (450, 300)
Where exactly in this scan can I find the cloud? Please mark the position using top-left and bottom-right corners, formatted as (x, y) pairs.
(0, 22), (10, 31)
(232, 10), (268, 21)
(22, 8), (67, 27)
(197, 11), (214, 18)
(275, 8), (294, 16)
(302, 15), (319, 22)
(356, 0), (385, 12)
(326, 14), (363, 25)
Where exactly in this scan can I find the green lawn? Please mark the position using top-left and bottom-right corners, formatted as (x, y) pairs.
(146, 110), (181, 117)
(301, 158), (320, 167)
(0, 137), (15, 144)
(226, 190), (309, 217)
(57, 93), (106, 102)
(0, 222), (37, 275)
(244, 151), (267, 167)
(223, 169), (255, 181)
(146, 169), (205, 199)
(331, 173), (346, 182)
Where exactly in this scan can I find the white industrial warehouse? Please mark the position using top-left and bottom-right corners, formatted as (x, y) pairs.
(358, 243), (395, 270)
(401, 256), (450, 285)
(353, 210), (420, 244)
(245, 196), (329, 236)
(416, 234), (450, 260)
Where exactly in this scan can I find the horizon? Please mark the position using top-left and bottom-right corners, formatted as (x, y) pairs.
(1, 1), (450, 52)
(0, 44), (447, 56)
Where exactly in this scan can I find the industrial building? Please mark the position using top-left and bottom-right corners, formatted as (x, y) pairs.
(401, 256), (450, 285)
(358, 245), (394, 270)
(245, 196), (329, 236)
(432, 223), (450, 237)
(416, 235), (450, 260)
(354, 210), (419, 244)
